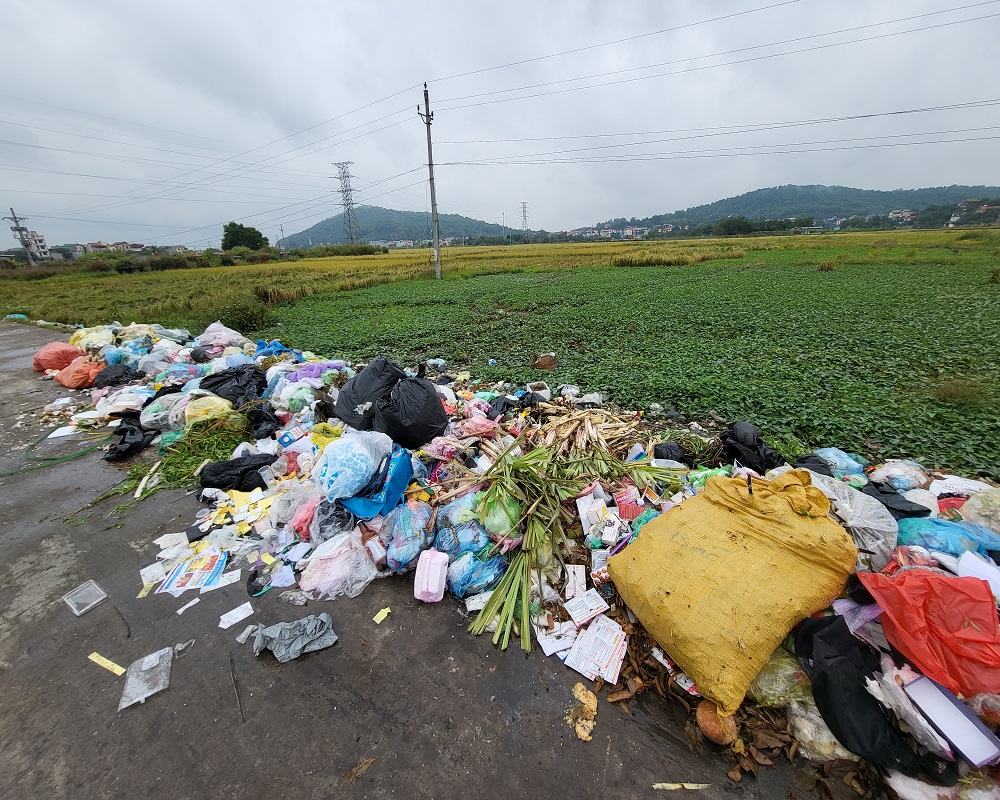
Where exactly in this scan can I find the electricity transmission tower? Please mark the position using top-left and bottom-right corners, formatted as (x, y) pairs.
(4, 207), (36, 265)
(520, 202), (528, 241)
(333, 162), (363, 243)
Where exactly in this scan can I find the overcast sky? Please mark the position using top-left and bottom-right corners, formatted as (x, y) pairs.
(2, 0), (998, 247)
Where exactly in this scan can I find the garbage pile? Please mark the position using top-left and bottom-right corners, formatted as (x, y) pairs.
(33, 320), (1000, 797)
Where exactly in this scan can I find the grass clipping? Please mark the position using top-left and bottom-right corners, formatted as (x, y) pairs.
(158, 414), (251, 488)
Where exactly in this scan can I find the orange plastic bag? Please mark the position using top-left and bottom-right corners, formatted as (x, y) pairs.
(32, 341), (82, 372)
(860, 570), (1000, 697)
(53, 356), (107, 389)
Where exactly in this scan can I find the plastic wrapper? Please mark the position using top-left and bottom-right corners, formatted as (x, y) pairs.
(96, 386), (153, 417)
(961, 488), (1000, 535)
(385, 500), (433, 573)
(422, 436), (466, 460)
(787, 700), (858, 762)
(32, 341), (82, 372)
(869, 459), (929, 491)
(314, 431), (393, 502)
(896, 517), (1000, 558)
(299, 531), (378, 599)
(446, 552), (506, 598)
(903, 488), (940, 518)
(450, 416), (500, 439)
(747, 649), (813, 708)
(252, 613), (337, 663)
(268, 480), (318, 528)
(434, 520), (490, 561)
(310, 422), (343, 451)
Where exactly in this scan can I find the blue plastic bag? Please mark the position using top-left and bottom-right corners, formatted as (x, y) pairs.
(385, 500), (433, 573)
(434, 520), (490, 561)
(815, 448), (867, 475)
(342, 448), (413, 520)
(897, 517), (1000, 558)
(446, 552), (506, 598)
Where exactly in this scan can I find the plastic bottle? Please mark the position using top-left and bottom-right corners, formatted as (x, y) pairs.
(413, 548), (449, 602)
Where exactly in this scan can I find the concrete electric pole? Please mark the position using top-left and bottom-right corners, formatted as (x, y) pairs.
(418, 83), (441, 279)
(4, 207), (36, 265)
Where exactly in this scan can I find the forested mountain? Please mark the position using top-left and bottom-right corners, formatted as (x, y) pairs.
(281, 206), (522, 246)
(597, 185), (1000, 229)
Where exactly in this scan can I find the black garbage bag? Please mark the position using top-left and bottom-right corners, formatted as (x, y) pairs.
(247, 401), (280, 439)
(315, 390), (338, 422)
(860, 481), (932, 520)
(103, 410), (156, 462)
(796, 616), (922, 776)
(200, 453), (278, 492)
(488, 395), (517, 421)
(200, 364), (267, 409)
(334, 356), (406, 430)
(373, 364), (449, 449)
(93, 363), (144, 390)
(653, 441), (692, 466)
(794, 453), (836, 477)
(719, 422), (782, 474)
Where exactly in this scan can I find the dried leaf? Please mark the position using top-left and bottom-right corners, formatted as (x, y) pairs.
(651, 783), (710, 790)
(342, 757), (375, 784)
(727, 765), (743, 783)
(749, 746), (774, 767)
(606, 689), (634, 703)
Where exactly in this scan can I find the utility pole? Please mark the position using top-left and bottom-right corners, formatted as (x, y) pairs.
(333, 162), (363, 243)
(279, 224), (285, 253)
(4, 207), (36, 265)
(418, 83), (441, 279)
(521, 201), (528, 243)
(502, 212), (505, 245)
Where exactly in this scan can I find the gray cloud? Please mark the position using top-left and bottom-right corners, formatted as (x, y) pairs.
(1, 0), (997, 246)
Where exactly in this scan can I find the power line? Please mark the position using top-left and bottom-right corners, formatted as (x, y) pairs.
(437, 97), (1000, 146)
(440, 129), (1000, 167)
(434, 4), (1000, 112)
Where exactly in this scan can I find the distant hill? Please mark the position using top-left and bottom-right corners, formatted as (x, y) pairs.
(281, 206), (525, 246)
(596, 184), (1000, 229)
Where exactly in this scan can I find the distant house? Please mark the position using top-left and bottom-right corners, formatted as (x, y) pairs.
(86, 242), (110, 253)
(158, 245), (187, 254)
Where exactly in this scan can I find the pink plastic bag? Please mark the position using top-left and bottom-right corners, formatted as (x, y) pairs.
(291, 495), (322, 541)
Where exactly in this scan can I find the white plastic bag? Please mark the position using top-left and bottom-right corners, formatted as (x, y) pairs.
(313, 431), (393, 502)
(903, 489), (940, 518)
(139, 393), (186, 432)
(787, 700), (858, 762)
(299, 530), (378, 599)
(197, 321), (252, 350)
(962, 488), (1000, 534)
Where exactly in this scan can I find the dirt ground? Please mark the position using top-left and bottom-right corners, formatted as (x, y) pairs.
(0, 321), (801, 800)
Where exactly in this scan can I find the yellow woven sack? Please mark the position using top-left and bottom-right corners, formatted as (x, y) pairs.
(608, 470), (857, 715)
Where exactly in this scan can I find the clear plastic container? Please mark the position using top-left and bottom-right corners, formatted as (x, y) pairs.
(413, 548), (449, 603)
(63, 580), (107, 616)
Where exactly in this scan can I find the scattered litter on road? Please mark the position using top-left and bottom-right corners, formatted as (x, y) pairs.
(118, 647), (173, 711)
(88, 652), (125, 676)
(219, 602), (254, 629)
(342, 756), (376, 784)
(373, 607), (391, 624)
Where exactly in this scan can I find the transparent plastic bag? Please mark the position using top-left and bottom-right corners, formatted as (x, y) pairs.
(385, 500), (433, 573)
(814, 447), (866, 475)
(787, 700), (858, 762)
(269, 480), (319, 528)
(436, 492), (479, 531)
(299, 531), (377, 599)
(480, 494), (521, 541)
(197, 321), (252, 349)
(869, 459), (929, 491)
(446, 552), (506, 598)
(747, 649), (813, 708)
(184, 395), (233, 428)
(139, 393), (186, 432)
(309, 500), (356, 545)
(962, 488), (1000, 534)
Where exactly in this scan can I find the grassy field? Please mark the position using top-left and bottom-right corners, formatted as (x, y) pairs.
(4, 230), (999, 476)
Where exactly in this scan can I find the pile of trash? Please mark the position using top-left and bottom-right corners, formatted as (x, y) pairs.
(33, 320), (1000, 798)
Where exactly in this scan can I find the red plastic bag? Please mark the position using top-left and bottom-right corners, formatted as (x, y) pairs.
(32, 341), (82, 372)
(860, 570), (1000, 697)
(54, 357), (107, 389)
